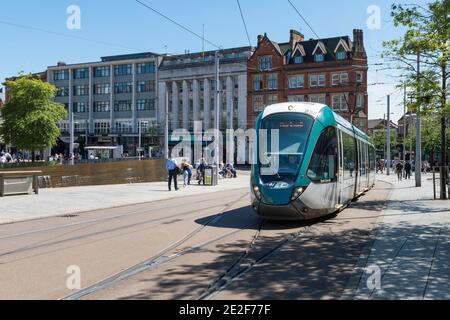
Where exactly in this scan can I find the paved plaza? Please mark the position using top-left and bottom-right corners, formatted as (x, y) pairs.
(344, 173), (450, 300)
(0, 173), (250, 225)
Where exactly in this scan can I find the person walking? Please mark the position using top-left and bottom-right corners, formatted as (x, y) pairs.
(197, 158), (207, 185)
(404, 161), (412, 180)
(181, 160), (190, 187)
(166, 156), (179, 191)
(396, 161), (404, 181)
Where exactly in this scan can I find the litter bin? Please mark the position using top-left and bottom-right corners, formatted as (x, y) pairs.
(204, 166), (218, 186)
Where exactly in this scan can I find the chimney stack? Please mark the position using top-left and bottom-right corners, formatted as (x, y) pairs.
(290, 29), (305, 51)
(353, 29), (366, 57)
(257, 34), (264, 45)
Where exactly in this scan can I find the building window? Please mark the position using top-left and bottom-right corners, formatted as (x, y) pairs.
(294, 56), (303, 64)
(340, 73), (349, 85)
(288, 95), (304, 102)
(73, 102), (86, 113)
(137, 80), (155, 93)
(336, 51), (347, 60)
(356, 72), (364, 83)
(314, 54), (325, 62)
(56, 87), (69, 97)
(115, 121), (133, 134)
(114, 100), (132, 112)
(310, 75), (318, 88)
(332, 74), (340, 86)
(309, 95), (326, 104)
(114, 64), (132, 76)
(332, 94), (348, 111)
(268, 74), (278, 90)
(259, 56), (272, 71)
(267, 94), (278, 105)
(74, 122), (87, 133)
(253, 75), (263, 91)
(95, 122), (111, 134)
(94, 66), (111, 78)
(94, 101), (110, 112)
(94, 83), (111, 95)
(356, 93), (364, 108)
(137, 63), (155, 74)
(137, 99), (155, 111)
(74, 68), (89, 79)
(318, 74), (326, 87)
(253, 95), (265, 112)
(114, 82), (132, 94)
(54, 70), (69, 81)
(288, 75), (304, 89)
(73, 85), (89, 96)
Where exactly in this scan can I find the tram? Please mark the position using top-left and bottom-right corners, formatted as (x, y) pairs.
(251, 102), (376, 221)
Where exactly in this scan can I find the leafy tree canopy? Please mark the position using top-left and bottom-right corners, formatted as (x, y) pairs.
(0, 75), (67, 154)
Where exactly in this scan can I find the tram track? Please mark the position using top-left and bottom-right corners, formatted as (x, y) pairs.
(198, 221), (317, 300)
(62, 192), (253, 300)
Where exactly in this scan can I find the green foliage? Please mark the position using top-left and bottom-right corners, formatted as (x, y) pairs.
(383, 0), (449, 117)
(0, 75), (67, 154)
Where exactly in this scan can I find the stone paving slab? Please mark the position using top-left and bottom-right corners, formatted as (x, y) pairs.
(0, 173), (250, 225)
(344, 173), (450, 300)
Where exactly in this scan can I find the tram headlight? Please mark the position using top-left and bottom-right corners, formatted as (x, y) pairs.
(291, 187), (305, 201)
(252, 185), (262, 201)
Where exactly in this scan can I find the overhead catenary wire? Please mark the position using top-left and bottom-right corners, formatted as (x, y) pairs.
(0, 20), (145, 52)
(134, 0), (222, 50)
(236, 0), (252, 48)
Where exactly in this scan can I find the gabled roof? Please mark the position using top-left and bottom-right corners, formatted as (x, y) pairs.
(292, 43), (306, 56)
(312, 41), (327, 55)
(334, 38), (351, 53)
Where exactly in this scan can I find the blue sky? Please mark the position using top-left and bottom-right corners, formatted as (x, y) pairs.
(0, 0), (427, 121)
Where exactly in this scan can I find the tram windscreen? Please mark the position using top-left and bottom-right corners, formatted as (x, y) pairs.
(259, 113), (314, 179)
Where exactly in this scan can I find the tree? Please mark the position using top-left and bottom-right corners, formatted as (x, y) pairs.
(0, 75), (67, 161)
(384, 0), (450, 199)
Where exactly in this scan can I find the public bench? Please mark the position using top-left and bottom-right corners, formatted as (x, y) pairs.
(0, 171), (42, 197)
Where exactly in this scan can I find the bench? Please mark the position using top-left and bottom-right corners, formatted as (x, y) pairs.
(0, 171), (42, 197)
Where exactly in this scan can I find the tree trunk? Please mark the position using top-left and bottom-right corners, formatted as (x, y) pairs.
(31, 151), (36, 163)
(440, 64), (448, 200)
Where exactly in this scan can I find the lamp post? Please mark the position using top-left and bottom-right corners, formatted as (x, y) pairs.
(214, 50), (220, 167)
(69, 111), (74, 165)
(387, 95), (391, 176)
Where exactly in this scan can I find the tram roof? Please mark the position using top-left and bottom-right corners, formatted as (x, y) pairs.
(261, 103), (371, 142)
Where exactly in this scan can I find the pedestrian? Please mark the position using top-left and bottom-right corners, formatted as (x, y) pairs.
(226, 162), (237, 178)
(181, 160), (190, 187)
(396, 161), (404, 181)
(405, 161), (412, 180)
(197, 158), (207, 185)
(166, 156), (179, 191)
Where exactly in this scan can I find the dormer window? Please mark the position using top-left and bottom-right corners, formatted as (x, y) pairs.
(314, 54), (324, 62)
(312, 41), (327, 63)
(294, 56), (304, 64)
(334, 39), (351, 61)
(336, 51), (347, 60)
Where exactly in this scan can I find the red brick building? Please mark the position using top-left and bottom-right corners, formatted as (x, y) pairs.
(247, 29), (369, 132)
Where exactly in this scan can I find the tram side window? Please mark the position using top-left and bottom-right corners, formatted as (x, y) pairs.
(369, 147), (376, 171)
(307, 127), (338, 182)
(343, 133), (357, 180)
